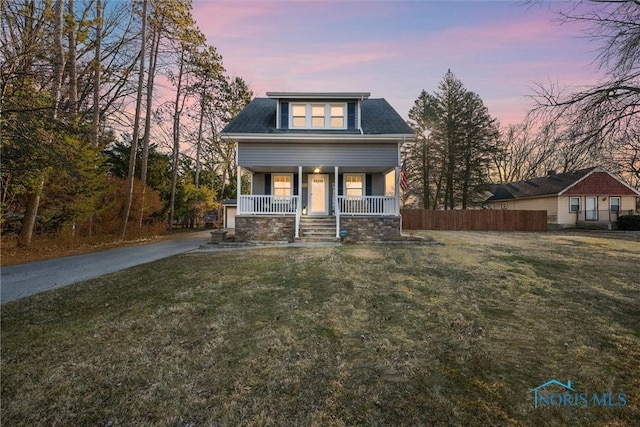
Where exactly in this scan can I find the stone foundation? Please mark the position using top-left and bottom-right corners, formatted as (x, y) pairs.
(235, 215), (296, 242)
(339, 216), (401, 242)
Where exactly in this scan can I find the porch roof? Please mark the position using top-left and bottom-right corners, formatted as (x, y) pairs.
(240, 165), (395, 174)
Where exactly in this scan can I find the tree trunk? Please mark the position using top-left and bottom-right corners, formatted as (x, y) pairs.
(52, 0), (65, 120)
(139, 19), (161, 226)
(18, 1), (64, 248)
(91, 0), (101, 148)
(168, 51), (186, 230)
(195, 90), (205, 188)
(17, 176), (45, 248)
(121, 0), (148, 238)
(67, 0), (78, 120)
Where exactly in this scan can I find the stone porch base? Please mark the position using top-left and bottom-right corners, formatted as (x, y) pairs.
(235, 215), (296, 242)
(235, 215), (403, 243)
(339, 216), (402, 242)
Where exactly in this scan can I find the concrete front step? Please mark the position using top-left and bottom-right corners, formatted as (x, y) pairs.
(299, 216), (337, 241)
(295, 237), (340, 243)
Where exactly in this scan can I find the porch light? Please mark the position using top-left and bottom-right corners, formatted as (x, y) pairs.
(313, 167), (321, 173)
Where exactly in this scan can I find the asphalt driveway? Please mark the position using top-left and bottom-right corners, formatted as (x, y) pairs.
(1, 231), (211, 303)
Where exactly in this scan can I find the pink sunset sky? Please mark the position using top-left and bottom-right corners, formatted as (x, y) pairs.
(191, 0), (603, 127)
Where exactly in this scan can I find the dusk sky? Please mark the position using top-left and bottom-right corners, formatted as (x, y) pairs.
(191, 0), (603, 127)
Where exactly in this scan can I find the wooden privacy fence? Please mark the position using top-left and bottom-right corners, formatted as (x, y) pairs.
(400, 209), (547, 232)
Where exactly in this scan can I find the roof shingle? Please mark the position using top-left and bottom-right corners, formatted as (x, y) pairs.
(487, 167), (597, 201)
(222, 97), (414, 135)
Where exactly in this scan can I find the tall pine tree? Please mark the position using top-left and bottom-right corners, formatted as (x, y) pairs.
(406, 70), (498, 209)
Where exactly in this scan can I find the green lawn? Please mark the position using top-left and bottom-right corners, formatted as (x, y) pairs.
(2, 231), (639, 426)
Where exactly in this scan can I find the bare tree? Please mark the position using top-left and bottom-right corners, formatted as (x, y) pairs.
(121, 0), (148, 238)
(91, 0), (102, 148)
(530, 0), (639, 181)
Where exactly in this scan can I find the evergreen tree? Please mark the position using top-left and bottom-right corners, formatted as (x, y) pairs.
(406, 70), (498, 209)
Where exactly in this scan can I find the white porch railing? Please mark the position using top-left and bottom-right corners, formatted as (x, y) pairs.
(337, 196), (398, 215)
(238, 195), (299, 215)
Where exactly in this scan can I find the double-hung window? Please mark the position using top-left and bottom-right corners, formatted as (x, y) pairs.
(273, 174), (292, 199)
(311, 105), (325, 128)
(345, 174), (364, 197)
(290, 103), (346, 129)
(330, 105), (345, 128)
(610, 197), (621, 212)
(292, 105), (306, 128)
(569, 197), (580, 213)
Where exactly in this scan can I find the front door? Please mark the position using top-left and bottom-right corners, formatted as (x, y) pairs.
(585, 196), (598, 220)
(308, 174), (329, 215)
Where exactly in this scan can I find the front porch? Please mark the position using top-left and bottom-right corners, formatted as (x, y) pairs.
(575, 209), (634, 230)
(234, 165), (402, 242)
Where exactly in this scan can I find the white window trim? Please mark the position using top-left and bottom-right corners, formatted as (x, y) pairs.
(272, 173), (294, 199)
(344, 173), (365, 197)
(289, 102), (347, 130)
(610, 196), (621, 212)
(569, 196), (580, 213)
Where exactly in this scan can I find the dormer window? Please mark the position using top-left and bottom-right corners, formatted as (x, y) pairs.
(290, 103), (347, 129)
(270, 92), (366, 130)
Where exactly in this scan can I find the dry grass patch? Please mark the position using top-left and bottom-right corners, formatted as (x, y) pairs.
(2, 232), (639, 426)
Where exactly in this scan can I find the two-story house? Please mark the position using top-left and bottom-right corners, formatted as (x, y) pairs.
(222, 92), (416, 242)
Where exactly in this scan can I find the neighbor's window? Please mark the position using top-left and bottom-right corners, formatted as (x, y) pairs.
(610, 197), (621, 212)
(273, 174), (292, 197)
(291, 104), (306, 128)
(345, 174), (364, 197)
(569, 197), (580, 213)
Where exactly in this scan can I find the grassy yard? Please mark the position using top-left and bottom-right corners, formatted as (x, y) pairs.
(2, 231), (639, 426)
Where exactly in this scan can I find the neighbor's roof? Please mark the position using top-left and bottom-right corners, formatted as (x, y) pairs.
(487, 167), (598, 201)
(222, 97), (415, 136)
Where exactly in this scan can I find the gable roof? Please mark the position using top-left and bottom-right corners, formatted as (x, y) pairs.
(222, 97), (415, 136)
(487, 166), (640, 201)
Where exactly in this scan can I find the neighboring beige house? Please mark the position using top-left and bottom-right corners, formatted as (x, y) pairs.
(487, 167), (640, 229)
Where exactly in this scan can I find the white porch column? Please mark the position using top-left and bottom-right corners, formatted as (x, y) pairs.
(395, 165), (400, 215)
(295, 166), (302, 238)
(237, 165), (242, 214)
(335, 166), (340, 238)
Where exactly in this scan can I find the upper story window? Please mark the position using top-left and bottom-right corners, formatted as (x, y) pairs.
(330, 105), (345, 128)
(292, 105), (306, 128)
(290, 103), (346, 129)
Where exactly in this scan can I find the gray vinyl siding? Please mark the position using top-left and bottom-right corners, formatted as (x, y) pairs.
(238, 143), (397, 167)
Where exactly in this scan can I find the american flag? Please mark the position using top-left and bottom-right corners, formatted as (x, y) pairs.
(400, 159), (408, 192)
